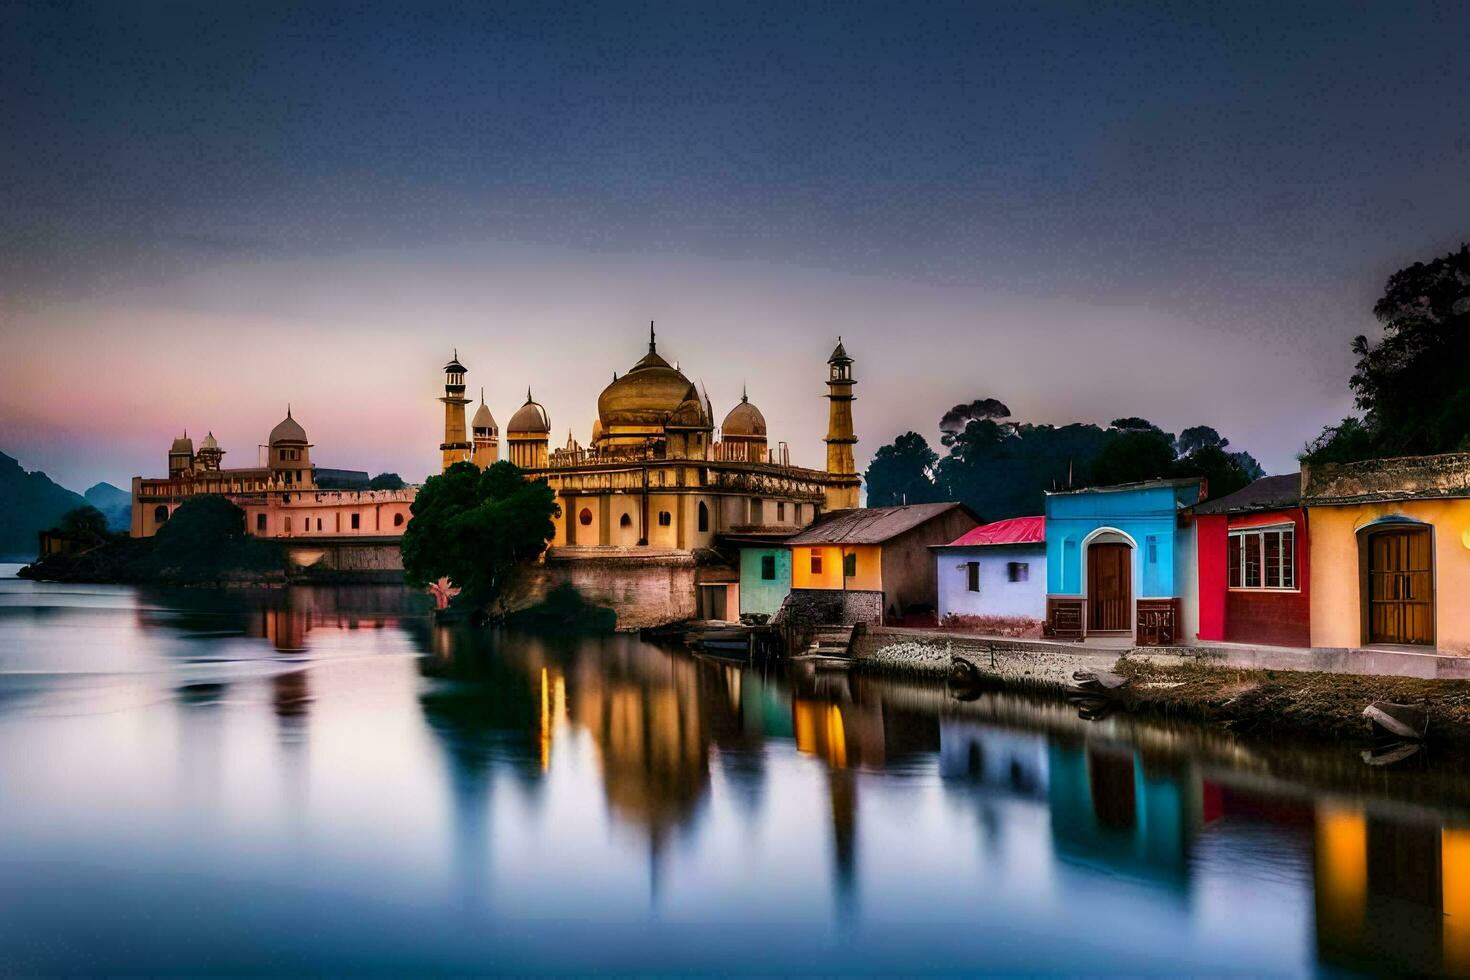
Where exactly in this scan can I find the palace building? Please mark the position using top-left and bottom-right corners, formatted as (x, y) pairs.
(131, 408), (416, 545)
(442, 326), (862, 626)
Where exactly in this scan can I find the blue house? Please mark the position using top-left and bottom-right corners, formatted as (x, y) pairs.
(1042, 478), (1202, 644)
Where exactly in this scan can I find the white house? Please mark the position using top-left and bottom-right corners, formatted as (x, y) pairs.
(932, 516), (1047, 621)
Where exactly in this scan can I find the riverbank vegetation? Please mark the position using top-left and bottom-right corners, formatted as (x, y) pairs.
(401, 461), (558, 609)
(20, 495), (286, 584)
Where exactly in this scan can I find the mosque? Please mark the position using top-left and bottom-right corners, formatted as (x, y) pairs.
(440, 326), (861, 623)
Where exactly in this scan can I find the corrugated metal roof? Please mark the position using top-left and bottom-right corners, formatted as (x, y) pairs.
(786, 502), (971, 545)
(1190, 474), (1301, 515)
(936, 515), (1044, 548)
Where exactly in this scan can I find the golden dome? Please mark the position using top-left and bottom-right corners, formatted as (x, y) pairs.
(597, 326), (697, 429)
(507, 389), (550, 434)
(721, 388), (766, 438)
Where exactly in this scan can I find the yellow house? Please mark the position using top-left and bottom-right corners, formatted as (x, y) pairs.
(786, 502), (979, 624)
(1302, 453), (1470, 655)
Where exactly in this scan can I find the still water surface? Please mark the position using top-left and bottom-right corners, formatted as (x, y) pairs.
(1, 566), (1468, 975)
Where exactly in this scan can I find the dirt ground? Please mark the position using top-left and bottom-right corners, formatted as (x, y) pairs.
(1114, 657), (1470, 747)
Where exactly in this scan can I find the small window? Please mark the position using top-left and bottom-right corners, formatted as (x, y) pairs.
(698, 501), (709, 532)
(1007, 561), (1029, 583)
(1146, 536), (1158, 564)
(154, 505), (170, 524)
(761, 555), (776, 580)
(966, 561), (980, 592)
(284, 516), (292, 532)
(579, 508), (593, 526)
(810, 552), (823, 575)
(1229, 526), (1294, 590)
(255, 513), (266, 532)
(658, 511), (672, 527)
(843, 552), (857, 578)
(751, 499), (764, 524)
(620, 514), (633, 527)
(351, 513), (360, 530)
(393, 513), (405, 527)
(317, 517), (323, 531)
(777, 502), (786, 522)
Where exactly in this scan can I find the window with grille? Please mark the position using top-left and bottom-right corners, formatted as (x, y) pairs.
(966, 562), (980, 592)
(1228, 526), (1294, 589)
(810, 552), (823, 575)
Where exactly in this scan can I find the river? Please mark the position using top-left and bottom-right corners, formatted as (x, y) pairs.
(0, 565), (1465, 975)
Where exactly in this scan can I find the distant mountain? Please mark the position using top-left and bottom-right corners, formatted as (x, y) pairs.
(85, 482), (132, 532)
(0, 452), (87, 560)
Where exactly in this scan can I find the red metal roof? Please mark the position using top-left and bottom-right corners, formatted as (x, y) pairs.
(939, 515), (1044, 548)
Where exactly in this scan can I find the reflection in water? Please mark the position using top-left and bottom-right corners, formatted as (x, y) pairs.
(5, 569), (1470, 974)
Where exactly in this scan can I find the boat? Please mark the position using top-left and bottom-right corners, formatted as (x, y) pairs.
(1363, 700), (1429, 741)
(1066, 669), (1130, 699)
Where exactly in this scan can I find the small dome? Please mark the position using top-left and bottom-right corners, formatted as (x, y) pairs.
(269, 407), (308, 445)
(507, 389), (550, 434)
(445, 350), (466, 374)
(170, 434), (194, 455)
(828, 337), (851, 364)
(722, 389), (767, 438)
(472, 390), (497, 431)
(200, 431), (220, 450)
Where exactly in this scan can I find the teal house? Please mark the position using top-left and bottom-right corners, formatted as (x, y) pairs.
(736, 544), (792, 618)
(1042, 477), (1202, 644)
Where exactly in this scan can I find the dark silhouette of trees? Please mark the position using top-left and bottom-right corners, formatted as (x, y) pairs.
(369, 472), (406, 490)
(55, 505), (110, 544)
(863, 432), (940, 507)
(1305, 243), (1470, 462)
(401, 461), (558, 603)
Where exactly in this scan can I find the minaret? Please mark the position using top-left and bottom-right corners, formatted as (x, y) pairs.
(823, 338), (860, 510)
(439, 351), (473, 472)
(471, 387), (499, 468)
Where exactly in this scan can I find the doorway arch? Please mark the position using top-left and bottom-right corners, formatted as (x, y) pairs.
(1358, 517), (1434, 646)
(1081, 528), (1136, 634)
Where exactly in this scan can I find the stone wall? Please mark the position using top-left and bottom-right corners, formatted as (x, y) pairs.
(775, 588), (884, 628)
(1303, 452), (1470, 504)
(494, 549), (699, 630)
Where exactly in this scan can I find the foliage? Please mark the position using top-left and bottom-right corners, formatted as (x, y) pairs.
(863, 431), (940, 507)
(868, 402), (1266, 521)
(369, 472), (406, 490)
(502, 582), (617, 634)
(1305, 243), (1470, 462)
(401, 461), (559, 602)
(130, 495), (283, 581)
(55, 505), (111, 543)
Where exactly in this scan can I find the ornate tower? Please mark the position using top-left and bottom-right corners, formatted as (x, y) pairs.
(823, 338), (860, 511)
(195, 431), (225, 471)
(471, 387), (499, 468)
(506, 389), (551, 469)
(440, 351), (473, 472)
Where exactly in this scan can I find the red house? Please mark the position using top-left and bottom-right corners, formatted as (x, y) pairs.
(1192, 474), (1309, 647)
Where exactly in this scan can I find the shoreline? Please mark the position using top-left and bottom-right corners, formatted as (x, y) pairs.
(853, 626), (1470, 749)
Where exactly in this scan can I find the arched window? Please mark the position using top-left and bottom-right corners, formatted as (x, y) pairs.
(153, 505), (169, 524)
(579, 508), (593, 526)
(620, 514), (633, 527)
(393, 513), (405, 527)
(697, 501), (709, 532)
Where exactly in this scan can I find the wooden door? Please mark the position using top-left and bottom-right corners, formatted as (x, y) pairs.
(1367, 529), (1433, 645)
(1087, 543), (1132, 632)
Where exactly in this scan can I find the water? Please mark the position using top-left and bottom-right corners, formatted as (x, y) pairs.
(1, 565), (1467, 975)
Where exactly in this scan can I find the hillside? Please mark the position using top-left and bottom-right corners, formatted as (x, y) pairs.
(0, 452), (87, 559)
(84, 482), (132, 532)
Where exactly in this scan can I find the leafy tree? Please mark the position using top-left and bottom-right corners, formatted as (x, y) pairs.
(1176, 425), (1226, 456)
(1089, 429), (1178, 486)
(401, 461), (559, 602)
(131, 495), (282, 581)
(369, 472), (406, 490)
(939, 398), (1012, 446)
(863, 431), (939, 507)
(1305, 243), (1470, 461)
(1174, 445), (1253, 499)
(56, 505), (110, 543)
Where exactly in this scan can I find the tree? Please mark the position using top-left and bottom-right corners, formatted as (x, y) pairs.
(56, 505), (110, 543)
(1305, 243), (1470, 461)
(864, 432), (939, 507)
(369, 472), (406, 490)
(1176, 425), (1226, 456)
(400, 461), (559, 602)
(131, 494), (282, 580)
(939, 398), (1012, 446)
(1089, 429), (1178, 487)
(1174, 445), (1252, 499)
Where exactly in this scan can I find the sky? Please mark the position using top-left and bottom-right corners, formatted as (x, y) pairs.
(2, 0), (1468, 492)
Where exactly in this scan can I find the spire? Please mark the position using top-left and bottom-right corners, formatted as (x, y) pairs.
(741, 382), (748, 403)
(286, 403), (292, 419)
(648, 320), (656, 353)
(526, 386), (533, 403)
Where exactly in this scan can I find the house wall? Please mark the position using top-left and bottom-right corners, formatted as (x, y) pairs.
(1196, 514), (1229, 641)
(879, 509), (981, 616)
(936, 545), (1047, 620)
(738, 547), (792, 617)
(790, 544), (882, 592)
(1045, 483), (1200, 600)
(1308, 499), (1470, 654)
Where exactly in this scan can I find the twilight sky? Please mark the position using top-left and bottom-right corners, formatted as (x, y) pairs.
(3, 0), (1468, 492)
